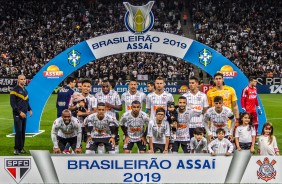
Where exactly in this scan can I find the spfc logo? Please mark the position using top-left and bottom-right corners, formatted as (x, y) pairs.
(5, 158), (31, 183)
(68, 50), (81, 67)
(257, 157), (276, 182)
(123, 1), (154, 34)
(199, 49), (212, 66)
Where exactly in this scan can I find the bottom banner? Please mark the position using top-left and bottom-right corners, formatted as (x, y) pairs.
(0, 151), (281, 183)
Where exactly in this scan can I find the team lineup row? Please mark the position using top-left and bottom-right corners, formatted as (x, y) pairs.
(51, 73), (278, 155)
(9, 73), (278, 155)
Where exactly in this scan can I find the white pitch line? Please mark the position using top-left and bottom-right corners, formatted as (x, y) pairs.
(267, 118), (282, 120)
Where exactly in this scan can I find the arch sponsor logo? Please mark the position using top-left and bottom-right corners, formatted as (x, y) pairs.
(218, 65), (237, 78)
(178, 85), (189, 94)
(43, 65), (63, 78)
(123, 1), (154, 34)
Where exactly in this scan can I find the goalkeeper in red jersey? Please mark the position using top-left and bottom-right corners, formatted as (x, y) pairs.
(241, 77), (262, 135)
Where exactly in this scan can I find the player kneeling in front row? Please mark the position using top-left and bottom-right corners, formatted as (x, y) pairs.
(120, 100), (149, 154)
(51, 109), (82, 154)
(208, 128), (234, 156)
(84, 102), (119, 154)
(148, 108), (170, 153)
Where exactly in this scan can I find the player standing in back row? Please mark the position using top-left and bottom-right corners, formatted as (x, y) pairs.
(121, 80), (146, 112)
(207, 73), (239, 124)
(241, 77), (263, 135)
(95, 80), (122, 153)
(182, 76), (209, 138)
(146, 76), (174, 120)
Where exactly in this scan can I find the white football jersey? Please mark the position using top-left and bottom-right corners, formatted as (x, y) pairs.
(182, 91), (209, 128)
(175, 108), (194, 141)
(120, 111), (149, 142)
(147, 120), (170, 144)
(95, 90), (122, 118)
(121, 91), (146, 112)
(204, 106), (234, 136)
(51, 117), (82, 148)
(208, 138), (234, 154)
(69, 93), (97, 112)
(235, 125), (256, 143)
(84, 113), (119, 138)
(146, 91), (174, 119)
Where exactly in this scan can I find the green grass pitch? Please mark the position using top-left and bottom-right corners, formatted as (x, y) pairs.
(0, 94), (281, 156)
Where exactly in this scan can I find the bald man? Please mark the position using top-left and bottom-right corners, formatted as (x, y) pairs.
(10, 75), (32, 155)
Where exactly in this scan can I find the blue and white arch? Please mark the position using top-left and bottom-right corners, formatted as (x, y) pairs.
(25, 31), (267, 134)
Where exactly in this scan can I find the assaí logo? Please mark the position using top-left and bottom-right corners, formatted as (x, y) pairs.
(123, 1), (154, 34)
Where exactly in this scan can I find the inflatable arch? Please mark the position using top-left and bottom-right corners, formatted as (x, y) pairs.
(25, 31), (266, 134)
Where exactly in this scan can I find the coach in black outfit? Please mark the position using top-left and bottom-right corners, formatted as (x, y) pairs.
(10, 75), (32, 155)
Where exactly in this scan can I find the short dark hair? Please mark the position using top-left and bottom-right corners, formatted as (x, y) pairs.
(156, 107), (165, 114)
(66, 77), (75, 84)
(249, 77), (256, 82)
(214, 72), (223, 78)
(148, 81), (155, 88)
(178, 96), (187, 101)
(81, 78), (92, 85)
(189, 76), (199, 83)
(109, 80), (116, 89)
(102, 79), (109, 84)
(132, 100), (141, 105)
(193, 127), (204, 135)
(216, 128), (225, 135)
(214, 96), (223, 103)
(167, 101), (175, 108)
(97, 102), (105, 107)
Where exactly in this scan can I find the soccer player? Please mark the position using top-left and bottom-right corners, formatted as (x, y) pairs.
(145, 81), (155, 113)
(182, 76), (209, 138)
(121, 80), (146, 112)
(190, 127), (208, 153)
(207, 73), (239, 122)
(241, 77), (262, 134)
(69, 78), (97, 117)
(84, 102), (119, 154)
(51, 110), (82, 154)
(56, 77), (76, 118)
(208, 128), (234, 156)
(147, 81), (155, 93)
(10, 74), (32, 155)
(146, 76), (174, 120)
(68, 79), (97, 150)
(204, 96), (236, 142)
(74, 80), (82, 92)
(95, 80), (122, 153)
(120, 101), (149, 153)
(147, 108), (170, 153)
(172, 96), (200, 153)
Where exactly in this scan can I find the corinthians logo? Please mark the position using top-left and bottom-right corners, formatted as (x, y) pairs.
(123, 1), (154, 34)
(257, 157), (276, 182)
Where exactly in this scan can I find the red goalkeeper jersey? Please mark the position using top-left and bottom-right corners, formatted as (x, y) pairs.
(241, 86), (259, 112)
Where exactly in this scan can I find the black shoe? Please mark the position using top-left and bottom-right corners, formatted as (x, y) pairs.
(14, 149), (20, 155)
(20, 149), (26, 154)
